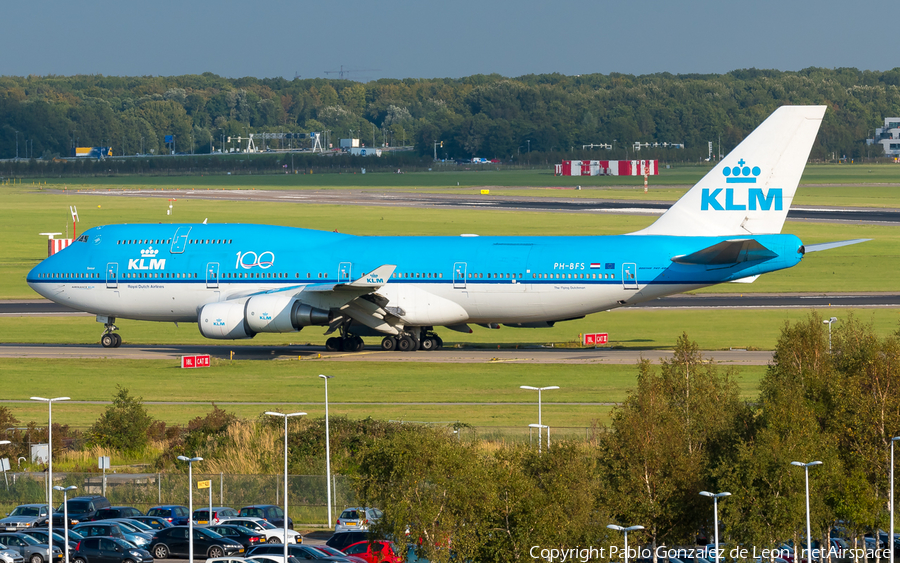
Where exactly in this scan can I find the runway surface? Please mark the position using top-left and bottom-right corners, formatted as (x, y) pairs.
(72, 187), (900, 225)
(0, 342), (774, 364)
(3, 292), (899, 318)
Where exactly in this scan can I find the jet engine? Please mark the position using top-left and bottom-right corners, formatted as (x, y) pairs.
(198, 295), (330, 340)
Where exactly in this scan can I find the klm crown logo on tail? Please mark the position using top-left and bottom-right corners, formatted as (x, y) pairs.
(701, 158), (782, 212)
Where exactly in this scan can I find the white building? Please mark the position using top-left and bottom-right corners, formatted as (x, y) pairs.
(870, 118), (900, 156)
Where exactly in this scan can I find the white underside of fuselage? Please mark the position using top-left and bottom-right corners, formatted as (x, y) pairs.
(29, 279), (702, 329)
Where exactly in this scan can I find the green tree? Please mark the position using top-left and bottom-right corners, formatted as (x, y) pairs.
(88, 386), (154, 452)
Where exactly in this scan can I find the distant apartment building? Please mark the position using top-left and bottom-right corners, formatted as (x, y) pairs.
(869, 117), (900, 156)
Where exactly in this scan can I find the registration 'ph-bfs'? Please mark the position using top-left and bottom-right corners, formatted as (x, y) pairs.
(28, 106), (865, 351)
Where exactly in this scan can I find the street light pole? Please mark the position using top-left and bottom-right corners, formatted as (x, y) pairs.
(265, 411), (306, 562)
(319, 375), (334, 525)
(177, 455), (202, 563)
(31, 396), (69, 557)
(891, 437), (900, 554)
(792, 461), (823, 563)
(700, 491), (731, 563)
(53, 485), (76, 563)
(607, 524), (644, 563)
(823, 317), (837, 352)
(520, 386), (559, 453)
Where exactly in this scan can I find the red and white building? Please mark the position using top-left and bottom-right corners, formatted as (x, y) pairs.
(555, 159), (658, 176)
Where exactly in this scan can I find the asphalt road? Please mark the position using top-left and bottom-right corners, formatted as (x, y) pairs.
(75, 187), (900, 224)
(4, 293), (900, 317)
(0, 342), (773, 364)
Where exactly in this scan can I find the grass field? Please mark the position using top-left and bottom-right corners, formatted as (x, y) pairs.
(0, 357), (767, 428)
(2, 183), (898, 298)
(2, 307), (898, 349)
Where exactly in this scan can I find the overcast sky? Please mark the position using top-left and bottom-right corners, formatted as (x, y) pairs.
(2, 0), (896, 80)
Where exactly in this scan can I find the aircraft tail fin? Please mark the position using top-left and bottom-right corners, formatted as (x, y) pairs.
(633, 105), (826, 237)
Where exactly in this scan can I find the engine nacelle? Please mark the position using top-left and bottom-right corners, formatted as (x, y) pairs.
(245, 294), (331, 333)
(198, 302), (255, 339)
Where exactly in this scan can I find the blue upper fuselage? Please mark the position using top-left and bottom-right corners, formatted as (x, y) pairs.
(27, 223), (804, 291)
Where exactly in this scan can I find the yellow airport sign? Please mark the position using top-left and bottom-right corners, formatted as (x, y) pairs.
(197, 480), (211, 489)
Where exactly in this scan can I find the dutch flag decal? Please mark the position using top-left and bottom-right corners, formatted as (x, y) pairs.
(590, 263), (601, 269)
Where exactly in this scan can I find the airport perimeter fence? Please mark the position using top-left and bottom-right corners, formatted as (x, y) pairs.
(0, 472), (355, 525)
(434, 425), (607, 444)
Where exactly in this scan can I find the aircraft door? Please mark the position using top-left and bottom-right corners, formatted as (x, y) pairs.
(453, 262), (467, 289)
(170, 226), (191, 254)
(338, 262), (352, 283)
(106, 263), (118, 289)
(623, 263), (638, 290)
(206, 262), (219, 289)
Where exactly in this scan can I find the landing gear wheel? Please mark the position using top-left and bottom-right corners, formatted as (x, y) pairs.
(421, 338), (436, 351)
(381, 336), (397, 351)
(111, 333), (122, 347)
(397, 335), (414, 352)
(325, 337), (342, 352)
(101, 334), (115, 348)
(344, 336), (364, 352)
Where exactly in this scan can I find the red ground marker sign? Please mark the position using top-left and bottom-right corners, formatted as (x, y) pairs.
(583, 333), (609, 346)
(181, 354), (211, 368)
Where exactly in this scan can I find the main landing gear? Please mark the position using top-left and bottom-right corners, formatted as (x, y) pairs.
(325, 324), (365, 352)
(380, 331), (443, 352)
(100, 317), (122, 348)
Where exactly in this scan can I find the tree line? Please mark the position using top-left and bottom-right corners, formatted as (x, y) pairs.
(1, 68), (898, 164)
(3, 314), (899, 562)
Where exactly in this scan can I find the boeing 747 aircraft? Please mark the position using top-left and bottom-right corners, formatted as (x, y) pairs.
(27, 106), (865, 351)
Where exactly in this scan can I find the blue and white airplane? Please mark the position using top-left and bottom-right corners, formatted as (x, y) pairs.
(27, 106), (865, 351)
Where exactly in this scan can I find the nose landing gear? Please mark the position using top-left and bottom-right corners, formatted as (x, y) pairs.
(100, 318), (122, 348)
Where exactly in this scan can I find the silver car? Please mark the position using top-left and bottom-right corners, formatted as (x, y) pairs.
(0, 533), (63, 563)
(0, 507), (50, 533)
(334, 507), (383, 534)
(0, 548), (24, 563)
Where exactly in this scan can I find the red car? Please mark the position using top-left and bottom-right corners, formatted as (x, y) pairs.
(342, 540), (401, 563)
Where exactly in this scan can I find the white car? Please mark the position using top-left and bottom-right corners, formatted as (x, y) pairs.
(216, 519), (302, 544)
(0, 548), (24, 563)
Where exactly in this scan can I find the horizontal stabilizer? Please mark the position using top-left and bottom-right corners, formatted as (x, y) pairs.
(673, 239), (778, 266)
(803, 239), (870, 253)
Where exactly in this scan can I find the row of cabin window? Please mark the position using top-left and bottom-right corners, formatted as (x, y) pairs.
(38, 273), (101, 279)
(116, 239), (233, 245)
(533, 272), (615, 280)
(393, 273), (443, 279)
(125, 272), (197, 279)
(118, 239), (172, 245)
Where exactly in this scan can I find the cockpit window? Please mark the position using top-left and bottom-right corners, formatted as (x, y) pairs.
(76, 235), (88, 242)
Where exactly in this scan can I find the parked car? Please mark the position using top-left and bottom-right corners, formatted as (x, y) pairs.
(334, 509), (382, 534)
(217, 519), (301, 544)
(92, 508), (143, 521)
(0, 547), (24, 563)
(17, 531), (75, 554)
(90, 520), (152, 547)
(145, 506), (190, 526)
(149, 526), (244, 559)
(1, 507), (50, 532)
(192, 508), (238, 525)
(0, 533), (64, 563)
(341, 540), (401, 563)
(244, 556), (304, 563)
(325, 533), (370, 552)
(71, 522), (149, 549)
(71, 536), (153, 563)
(57, 497), (110, 526)
(128, 516), (173, 531)
(205, 525), (265, 550)
(238, 506), (293, 530)
(310, 546), (368, 563)
(248, 544), (353, 562)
